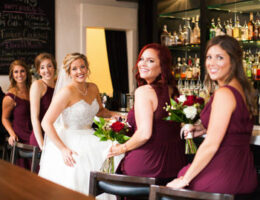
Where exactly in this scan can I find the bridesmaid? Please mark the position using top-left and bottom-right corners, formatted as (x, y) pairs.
(29, 53), (56, 149)
(2, 60), (32, 169)
(167, 35), (257, 195)
(108, 43), (186, 185)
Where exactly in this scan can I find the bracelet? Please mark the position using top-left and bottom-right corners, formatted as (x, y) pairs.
(122, 143), (127, 153)
(179, 176), (189, 186)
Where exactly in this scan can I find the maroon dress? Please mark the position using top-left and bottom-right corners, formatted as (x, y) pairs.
(6, 93), (32, 169)
(117, 84), (186, 185)
(29, 85), (54, 147)
(179, 85), (257, 194)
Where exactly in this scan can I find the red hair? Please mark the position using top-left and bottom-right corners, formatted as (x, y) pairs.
(134, 43), (179, 95)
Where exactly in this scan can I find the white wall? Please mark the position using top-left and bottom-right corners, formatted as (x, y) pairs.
(56, 0), (138, 93)
(0, 0), (138, 93)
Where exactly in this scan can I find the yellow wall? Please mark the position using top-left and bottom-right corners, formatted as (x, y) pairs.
(86, 28), (113, 96)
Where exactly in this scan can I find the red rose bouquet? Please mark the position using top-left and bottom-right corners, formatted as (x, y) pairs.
(94, 117), (130, 173)
(164, 94), (204, 154)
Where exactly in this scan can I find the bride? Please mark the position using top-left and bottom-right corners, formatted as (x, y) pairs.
(39, 53), (121, 195)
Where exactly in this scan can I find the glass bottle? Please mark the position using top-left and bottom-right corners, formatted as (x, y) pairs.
(209, 18), (216, 39)
(193, 19), (200, 44)
(233, 16), (241, 41)
(178, 24), (184, 45)
(160, 25), (170, 46)
(241, 21), (249, 41)
(226, 19), (233, 37)
(252, 55), (259, 80)
(175, 57), (181, 79)
(184, 19), (191, 45)
(215, 17), (225, 36)
(248, 12), (255, 40)
(181, 57), (187, 80)
(186, 56), (193, 80)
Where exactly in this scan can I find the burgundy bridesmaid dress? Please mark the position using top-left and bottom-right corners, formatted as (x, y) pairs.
(29, 85), (54, 147)
(178, 85), (258, 194)
(6, 93), (32, 169)
(117, 84), (187, 185)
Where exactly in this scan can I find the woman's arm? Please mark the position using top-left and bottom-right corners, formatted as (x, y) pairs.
(41, 86), (77, 167)
(108, 85), (156, 156)
(167, 87), (236, 188)
(30, 80), (45, 149)
(2, 95), (17, 146)
(93, 83), (121, 119)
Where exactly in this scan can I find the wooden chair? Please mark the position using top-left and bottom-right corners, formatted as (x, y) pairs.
(149, 185), (234, 200)
(89, 171), (156, 199)
(10, 142), (41, 173)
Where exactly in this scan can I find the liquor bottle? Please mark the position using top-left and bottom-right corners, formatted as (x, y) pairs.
(248, 12), (255, 40)
(172, 31), (178, 46)
(186, 56), (193, 80)
(160, 25), (170, 46)
(193, 18), (200, 44)
(215, 17), (225, 36)
(233, 16), (241, 41)
(181, 57), (187, 80)
(175, 57), (181, 79)
(246, 55), (252, 80)
(252, 55), (259, 80)
(178, 25), (184, 45)
(193, 57), (200, 80)
(226, 19), (233, 37)
(254, 19), (259, 40)
(241, 21), (249, 41)
(209, 18), (216, 39)
(184, 19), (192, 45)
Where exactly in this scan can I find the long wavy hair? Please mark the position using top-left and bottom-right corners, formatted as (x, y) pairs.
(204, 35), (256, 115)
(135, 43), (179, 96)
(8, 60), (32, 90)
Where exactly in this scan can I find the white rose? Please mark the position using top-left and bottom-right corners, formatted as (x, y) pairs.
(177, 95), (187, 103)
(183, 106), (197, 120)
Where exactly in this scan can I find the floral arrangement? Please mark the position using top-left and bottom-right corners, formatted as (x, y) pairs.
(164, 94), (204, 154)
(93, 117), (130, 173)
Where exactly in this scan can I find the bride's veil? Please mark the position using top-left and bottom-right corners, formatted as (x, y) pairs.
(40, 65), (72, 166)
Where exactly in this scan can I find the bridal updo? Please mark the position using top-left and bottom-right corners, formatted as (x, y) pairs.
(62, 53), (89, 75)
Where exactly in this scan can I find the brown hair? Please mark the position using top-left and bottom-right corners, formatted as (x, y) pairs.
(34, 53), (57, 73)
(9, 60), (32, 90)
(204, 35), (256, 115)
(62, 53), (89, 75)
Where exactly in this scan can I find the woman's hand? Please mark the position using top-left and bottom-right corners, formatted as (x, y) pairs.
(8, 135), (18, 146)
(107, 143), (126, 158)
(166, 176), (189, 189)
(183, 123), (206, 139)
(61, 147), (78, 167)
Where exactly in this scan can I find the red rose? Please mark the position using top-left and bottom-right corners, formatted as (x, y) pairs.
(195, 97), (204, 105)
(111, 121), (125, 132)
(183, 95), (196, 106)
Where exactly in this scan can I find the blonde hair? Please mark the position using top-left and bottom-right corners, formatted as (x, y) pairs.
(62, 53), (89, 75)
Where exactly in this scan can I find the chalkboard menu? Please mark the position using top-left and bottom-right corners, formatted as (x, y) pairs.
(0, 0), (55, 74)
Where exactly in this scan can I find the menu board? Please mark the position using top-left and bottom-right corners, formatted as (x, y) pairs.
(0, 0), (55, 74)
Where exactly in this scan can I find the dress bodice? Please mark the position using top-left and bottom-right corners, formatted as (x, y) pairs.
(61, 99), (99, 130)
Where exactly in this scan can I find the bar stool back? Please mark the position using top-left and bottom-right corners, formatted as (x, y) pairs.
(10, 142), (41, 173)
(89, 171), (156, 200)
(149, 185), (234, 200)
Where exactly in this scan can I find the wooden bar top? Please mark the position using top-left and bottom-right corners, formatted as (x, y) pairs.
(0, 159), (93, 200)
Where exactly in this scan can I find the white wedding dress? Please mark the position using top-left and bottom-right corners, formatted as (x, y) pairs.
(39, 99), (121, 197)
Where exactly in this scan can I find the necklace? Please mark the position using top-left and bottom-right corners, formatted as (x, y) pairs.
(76, 83), (88, 96)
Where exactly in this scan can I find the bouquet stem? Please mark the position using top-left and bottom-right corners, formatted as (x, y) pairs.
(185, 138), (197, 154)
(100, 157), (115, 174)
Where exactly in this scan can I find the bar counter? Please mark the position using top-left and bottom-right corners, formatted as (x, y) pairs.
(0, 159), (93, 200)
(251, 125), (260, 146)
